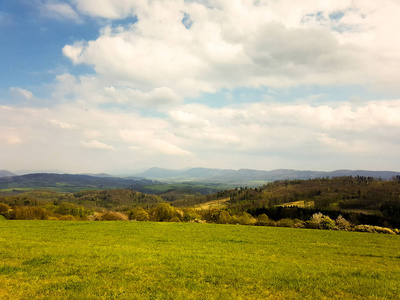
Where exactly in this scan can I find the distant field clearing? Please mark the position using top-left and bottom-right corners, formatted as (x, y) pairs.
(195, 198), (230, 210)
(279, 200), (315, 208)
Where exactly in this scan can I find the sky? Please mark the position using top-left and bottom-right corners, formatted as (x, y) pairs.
(1, 0), (400, 174)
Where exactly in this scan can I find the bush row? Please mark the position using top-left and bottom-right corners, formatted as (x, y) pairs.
(1, 201), (398, 234)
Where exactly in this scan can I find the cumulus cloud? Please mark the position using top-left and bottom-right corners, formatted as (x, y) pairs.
(165, 100), (400, 159)
(3, 0), (400, 172)
(1, 96), (400, 171)
(61, 0), (400, 100)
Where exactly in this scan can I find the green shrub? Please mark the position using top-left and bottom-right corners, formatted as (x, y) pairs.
(0, 202), (10, 219)
(310, 212), (335, 230)
(256, 214), (270, 226)
(305, 220), (320, 229)
(320, 216), (336, 230)
(58, 214), (76, 221)
(152, 203), (178, 222)
(9, 206), (50, 220)
(236, 212), (256, 225)
(128, 207), (149, 221)
(354, 225), (396, 234)
(201, 208), (221, 223)
(293, 219), (306, 228)
(87, 212), (103, 221)
(336, 215), (351, 230)
(276, 218), (295, 228)
(217, 210), (232, 224)
(100, 211), (129, 221)
(190, 218), (206, 223)
(181, 208), (202, 222)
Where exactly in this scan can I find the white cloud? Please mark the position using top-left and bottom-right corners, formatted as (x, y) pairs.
(164, 100), (400, 158)
(169, 110), (210, 127)
(1, 97), (400, 172)
(41, 1), (81, 22)
(72, 0), (138, 19)
(3, 1), (400, 172)
(53, 73), (181, 107)
(81, 140), (115, 150)
(10, 87), (33, 100)
(149, 139), (191, 156)
(61, 0), (400, 99)
(62, 43), (85, 64)
(103, 86), (182, 106)
(48, 119), (77, 129)
(7, 136), (22, 146)
(120, 128), (191, 156)
(1, 132), (22, 146)
(83, 129), (101, 139)
(0, 11), (13, 27)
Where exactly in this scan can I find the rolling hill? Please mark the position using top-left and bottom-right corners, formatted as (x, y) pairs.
(0, 173), (158, 193)
(0, 170), (14, 178)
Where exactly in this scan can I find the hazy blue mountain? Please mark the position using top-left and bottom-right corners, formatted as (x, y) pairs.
(136, 167), (184, 178)
(80, 173), (113, 178)
(135, 168), (400, 183)
(0, 170), (14, 178)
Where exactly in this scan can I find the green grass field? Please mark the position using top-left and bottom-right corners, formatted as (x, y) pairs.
(0, 221), (399, 299)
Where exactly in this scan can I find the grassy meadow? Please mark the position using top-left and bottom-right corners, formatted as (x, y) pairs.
(0, 221), (399, 299)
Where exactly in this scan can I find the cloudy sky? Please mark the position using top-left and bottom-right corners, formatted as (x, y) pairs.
(1, 0), (400, 174)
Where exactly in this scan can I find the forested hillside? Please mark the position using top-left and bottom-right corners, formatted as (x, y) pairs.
(1, 176), (400, 231)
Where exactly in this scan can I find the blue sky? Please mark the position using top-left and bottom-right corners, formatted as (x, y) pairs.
(0, 1), (97, 96)
(1, 0), (400, 174)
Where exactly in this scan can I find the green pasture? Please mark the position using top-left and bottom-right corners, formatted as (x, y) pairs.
(0, 221), (399, 299)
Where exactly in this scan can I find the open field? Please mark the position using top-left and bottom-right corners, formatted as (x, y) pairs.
(279, 200), (315, 208)
(194, 198), (230, 210)
(0, 221), (399, 299)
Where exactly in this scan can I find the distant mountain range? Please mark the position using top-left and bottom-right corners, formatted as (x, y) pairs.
(0, 168), (399, 194)
(135, 167), (400, 183)
(0, 173), (157, 193)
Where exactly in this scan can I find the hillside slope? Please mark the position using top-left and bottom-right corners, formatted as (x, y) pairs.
(0, 170), (14, 178)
